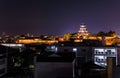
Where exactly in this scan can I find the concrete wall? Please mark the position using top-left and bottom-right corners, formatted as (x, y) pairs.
(34, 62), (73, 78)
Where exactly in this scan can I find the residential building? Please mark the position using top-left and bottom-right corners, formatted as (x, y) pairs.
(93, 47), (117, 67)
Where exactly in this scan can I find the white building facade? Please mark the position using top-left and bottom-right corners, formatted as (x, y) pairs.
(93, 47), (117, 67)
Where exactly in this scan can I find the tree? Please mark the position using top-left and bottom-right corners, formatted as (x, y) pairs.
(96, 31), (106, 36)
(107, 30), (117, 36)
(64, 33), (71, 41)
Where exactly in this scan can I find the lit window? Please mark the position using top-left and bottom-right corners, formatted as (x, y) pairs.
(55, 47), (58, 53)
(98, 56), (104, 59)
(51, 46), (55, 49)
(73, 48), (77, 52)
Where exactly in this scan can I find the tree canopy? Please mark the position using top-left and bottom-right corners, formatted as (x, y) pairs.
(96, 30), (116, 36)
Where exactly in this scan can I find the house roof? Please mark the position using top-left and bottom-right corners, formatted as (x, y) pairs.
(36, 52), (75, 62)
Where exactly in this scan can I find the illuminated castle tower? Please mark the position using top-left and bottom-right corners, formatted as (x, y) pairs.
(77, 24), (89, 39)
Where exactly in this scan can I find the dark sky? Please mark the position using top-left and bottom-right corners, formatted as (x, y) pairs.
(0, 0), (120, 36)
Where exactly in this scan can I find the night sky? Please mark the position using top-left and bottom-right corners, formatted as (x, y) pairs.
(0, 0), (120, 36)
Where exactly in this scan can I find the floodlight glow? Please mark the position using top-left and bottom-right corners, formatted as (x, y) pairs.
(81, 25), (85, 27)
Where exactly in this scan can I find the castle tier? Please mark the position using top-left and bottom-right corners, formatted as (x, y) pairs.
(77, 24), (89, 38)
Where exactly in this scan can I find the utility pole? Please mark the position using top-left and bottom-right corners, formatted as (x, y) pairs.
(107, 57), (113, 78)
